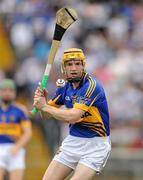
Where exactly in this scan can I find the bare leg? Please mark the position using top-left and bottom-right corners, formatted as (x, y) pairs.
(70, 163), (96, 180)
(42, 160), (73, 180)
(9, 169), (24, 180)
(0, 167), (5, 180)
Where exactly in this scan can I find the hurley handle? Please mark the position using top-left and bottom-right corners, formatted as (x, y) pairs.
(31, 75), (49, 115)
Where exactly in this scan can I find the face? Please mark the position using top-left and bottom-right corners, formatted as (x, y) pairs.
(0, 87), (16, 104)
(64, 59), (84, 83)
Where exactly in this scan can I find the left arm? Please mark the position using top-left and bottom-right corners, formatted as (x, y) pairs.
(41, 104), (84, 123)
(33, 86), (85, 123)
(15, 125), (32, 149)
(10, 123), (32, 155)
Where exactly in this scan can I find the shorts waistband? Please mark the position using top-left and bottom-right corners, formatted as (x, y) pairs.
(68, 135), (110, 142)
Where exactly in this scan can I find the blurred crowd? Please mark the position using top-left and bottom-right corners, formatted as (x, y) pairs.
(0, 0), (143, 149)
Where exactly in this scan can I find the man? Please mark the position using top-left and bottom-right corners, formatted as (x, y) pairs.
(0, 79), (32, 180)
(34, 48), (111, 180)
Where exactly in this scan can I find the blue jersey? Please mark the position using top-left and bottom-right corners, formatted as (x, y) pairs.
(48, 73), (110, 138)
(0, 103), (31, 143)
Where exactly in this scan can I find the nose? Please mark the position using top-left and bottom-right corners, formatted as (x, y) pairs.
(71, 64), (77, 70)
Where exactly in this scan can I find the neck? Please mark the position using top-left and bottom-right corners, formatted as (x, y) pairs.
(1, 101), (11, 111)
(1, 100), (12, 107)
(72, 82), (80, 89)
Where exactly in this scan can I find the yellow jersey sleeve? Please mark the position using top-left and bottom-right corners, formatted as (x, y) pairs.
(74, 103), (89, 112)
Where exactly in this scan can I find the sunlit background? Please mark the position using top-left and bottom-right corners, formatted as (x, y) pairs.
(0, 0), (143, 180)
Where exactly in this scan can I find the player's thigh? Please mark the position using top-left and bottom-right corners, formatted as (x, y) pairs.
(9, 169), (24, 180)
(43, 160), (73, 180)
(0, 167), (6, 180)
(71, 163), (95, 180)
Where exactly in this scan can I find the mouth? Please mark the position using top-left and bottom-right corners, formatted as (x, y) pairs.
(70, 72), (78, 77)
(71, 72), (77, 75)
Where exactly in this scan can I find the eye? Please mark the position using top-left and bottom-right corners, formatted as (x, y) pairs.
(75, 62), (81, 65)
(65, 62), (72, 66)
(67, 62), (73, 66)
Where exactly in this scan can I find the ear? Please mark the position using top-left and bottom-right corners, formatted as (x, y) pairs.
(61, 64), (65, 74)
